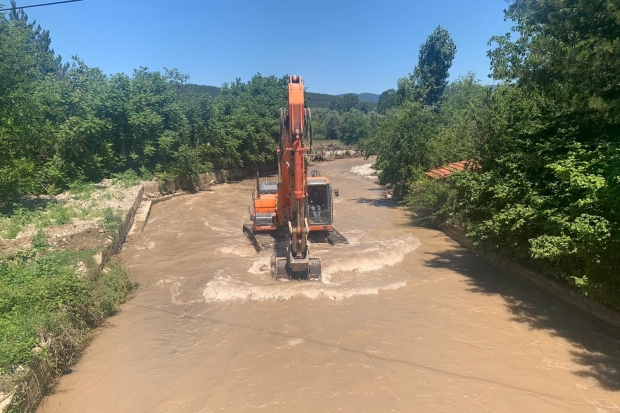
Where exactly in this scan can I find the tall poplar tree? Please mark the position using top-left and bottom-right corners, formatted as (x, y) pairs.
(411, 26), (457, 106)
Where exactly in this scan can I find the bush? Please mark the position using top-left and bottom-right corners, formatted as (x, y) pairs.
(404, 177), (457, 224)
(99, 207), (122, 234)
(31, 229), (49, 251)
(0, 251), (135, 375)
(112, 169), (141, 188)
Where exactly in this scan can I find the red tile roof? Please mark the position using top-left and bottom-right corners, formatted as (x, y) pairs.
(424, 160), (480, 180)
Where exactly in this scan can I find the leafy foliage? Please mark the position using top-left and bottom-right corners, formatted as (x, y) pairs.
(338, 110), (371, 145)
(310, 106), (380, 145)
(459, 0), (620, 306)
(0, 251), (135, 374)
(391, 1), (620, 308)
(0, 7), (295, 201)
(361, 73), (488, 187)
(361, 101), (436, 185)
(410, 26), (457, 106)
(377, 89), (401, 114)
(366, 9), (620, 308)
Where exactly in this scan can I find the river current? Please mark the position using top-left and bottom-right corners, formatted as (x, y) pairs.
(38, 157), (620, 412)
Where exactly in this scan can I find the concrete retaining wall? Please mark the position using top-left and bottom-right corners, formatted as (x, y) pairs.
(129, 167), (268, 247)
(99, 186), (144, 270)
(3, 357), (53, 413)
(142, 167), (257, 197)
(439, 222), (620, 329)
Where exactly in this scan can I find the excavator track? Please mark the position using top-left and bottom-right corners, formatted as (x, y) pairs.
(245, 224), (349, 252)
(243, 225), (289, 253)
(243, 224), (267, 252)
(326, 228), (349, 245)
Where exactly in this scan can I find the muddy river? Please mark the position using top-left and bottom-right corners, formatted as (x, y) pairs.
(38, 158), (620, 412)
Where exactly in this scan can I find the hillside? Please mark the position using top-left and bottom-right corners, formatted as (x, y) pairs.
(356, 93), (380, 103)
(183, 84), (377, 109)
(182, 83), (220, 98)
(337, 92), (380, 103)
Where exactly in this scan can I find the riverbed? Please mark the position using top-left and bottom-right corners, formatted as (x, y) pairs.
(37, 157), (620, 413)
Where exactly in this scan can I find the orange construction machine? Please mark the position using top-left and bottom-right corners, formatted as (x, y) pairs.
(243, 75), (348, 281)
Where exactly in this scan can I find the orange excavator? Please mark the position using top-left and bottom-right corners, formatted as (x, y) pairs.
(243, 75), (348, 281)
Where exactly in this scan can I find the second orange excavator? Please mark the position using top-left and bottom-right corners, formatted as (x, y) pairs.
(243, 75), (348, 281)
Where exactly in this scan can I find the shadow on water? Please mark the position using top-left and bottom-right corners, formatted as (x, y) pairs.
(351, 197), (396, 208)
(422, 247), (620, 391)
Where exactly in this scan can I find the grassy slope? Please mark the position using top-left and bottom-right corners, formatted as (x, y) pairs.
(0, 249), (136, 376)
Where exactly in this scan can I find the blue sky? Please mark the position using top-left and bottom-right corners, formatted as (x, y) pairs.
(11, 0), (515, 95)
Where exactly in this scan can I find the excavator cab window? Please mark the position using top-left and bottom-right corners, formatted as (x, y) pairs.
(307, 183), (332, 225)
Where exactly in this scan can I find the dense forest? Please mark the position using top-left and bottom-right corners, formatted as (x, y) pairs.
(361, 1), (620, 309)
(0, 0), (287, 201)
(0, 4), (372, 202)
(0, 1), (379, 203)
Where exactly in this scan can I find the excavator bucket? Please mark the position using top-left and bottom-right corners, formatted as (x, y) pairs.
(270, 254), (322, 281)
(309, 258), (321, 281)
(273, 256), (289, 281)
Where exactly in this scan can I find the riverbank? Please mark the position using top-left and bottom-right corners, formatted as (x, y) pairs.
(0, 179), (146, 412)
(438, 222), (620, 329)
(0, 165), (273, 412)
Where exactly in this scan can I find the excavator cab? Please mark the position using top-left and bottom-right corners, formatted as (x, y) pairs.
(306, 178), (333, 229)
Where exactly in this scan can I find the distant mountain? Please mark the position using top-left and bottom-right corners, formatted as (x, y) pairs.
(306, 92), (336, 109)
(183, 83), (220, 98)
(336, 92), (380, 103)
(358, 93), (380, 103)
(184, 85), (378, 109)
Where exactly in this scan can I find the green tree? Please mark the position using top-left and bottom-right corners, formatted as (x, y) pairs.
(358, 101), (374, 114)
(439, 0), (620, 308)
(329, 93), (360, 113)
(44, 58), (113, 184)
(7, 0), (60, 77)
(361, 101), (437, 185)
(338, 109), (370, 145)
(0, 6), (60, 198)
(204, 74), (285, 169)
(411, 26), (456, 106)
(426, 73), (489, 167)
(324, 111), (341, 141)
(377, 88), (401, 114)
(307, 108), (330, 141)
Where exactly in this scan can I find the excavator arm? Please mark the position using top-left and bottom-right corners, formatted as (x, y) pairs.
(272, 76), (320, 279)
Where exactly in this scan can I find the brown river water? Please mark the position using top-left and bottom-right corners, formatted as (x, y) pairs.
(38, 158), (620, 412)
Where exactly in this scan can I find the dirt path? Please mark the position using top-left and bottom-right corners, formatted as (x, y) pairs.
(37, 158), (620, 413)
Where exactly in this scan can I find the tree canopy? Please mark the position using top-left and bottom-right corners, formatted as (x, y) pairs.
(0, 7), (289, 199)
(411, 26), (457, 106)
